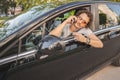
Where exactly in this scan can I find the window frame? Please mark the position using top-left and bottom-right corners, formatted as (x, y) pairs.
(18, 22), (46, 54)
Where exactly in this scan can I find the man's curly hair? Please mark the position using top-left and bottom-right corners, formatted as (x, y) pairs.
(75, 9), (93, 28)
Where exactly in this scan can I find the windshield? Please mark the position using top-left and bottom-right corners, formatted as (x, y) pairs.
(0, 3), (57, 41)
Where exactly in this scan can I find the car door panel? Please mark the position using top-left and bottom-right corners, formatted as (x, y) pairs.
(6, 33), (120, 80)
(5, 49), (105, 80)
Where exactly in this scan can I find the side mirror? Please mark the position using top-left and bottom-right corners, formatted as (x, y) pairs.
(37, 35), (65, 55)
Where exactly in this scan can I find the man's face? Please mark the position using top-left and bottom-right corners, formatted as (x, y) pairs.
(74, 13), (90, 31)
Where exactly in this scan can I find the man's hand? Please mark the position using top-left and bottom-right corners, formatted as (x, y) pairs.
(50, 16), (77, 37)
(72, 32), (86, 43)
(64, 16), (77, 24)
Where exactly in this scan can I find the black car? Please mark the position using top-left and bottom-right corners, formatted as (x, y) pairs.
(0, 1), (120, 80)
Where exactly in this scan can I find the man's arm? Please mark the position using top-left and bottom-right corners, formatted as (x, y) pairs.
(88, 34), (103, 48)
(49, 21), (67, 37)
(73, 32), (103, 48)
(49, 16), (77, 37)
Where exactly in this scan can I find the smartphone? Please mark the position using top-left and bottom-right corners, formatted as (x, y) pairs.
(71, 18), (76, 24)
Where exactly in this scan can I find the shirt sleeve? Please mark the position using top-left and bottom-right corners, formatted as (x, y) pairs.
(61, 24), (71, 38)
(78, 28), (93, 37)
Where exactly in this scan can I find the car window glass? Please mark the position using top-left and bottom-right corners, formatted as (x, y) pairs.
(20, 24), (44, 53)
(98, 3), (120, 30)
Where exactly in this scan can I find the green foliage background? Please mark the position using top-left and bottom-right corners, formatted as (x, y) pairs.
(1, 0), (118, 11)
(0, 0), (120, 13)
(0, 0), (120, 24)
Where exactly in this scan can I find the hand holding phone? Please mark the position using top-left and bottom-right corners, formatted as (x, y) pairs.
(71, 18), (77, 24)
(65, 16), (77, 24)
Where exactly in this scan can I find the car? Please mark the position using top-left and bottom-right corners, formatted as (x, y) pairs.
(0, 1), (120, 80)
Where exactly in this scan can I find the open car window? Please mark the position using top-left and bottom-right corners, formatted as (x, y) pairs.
(45, 7), (92, 52)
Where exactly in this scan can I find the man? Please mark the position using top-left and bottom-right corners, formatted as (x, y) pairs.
(49, 9), (103, 48)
